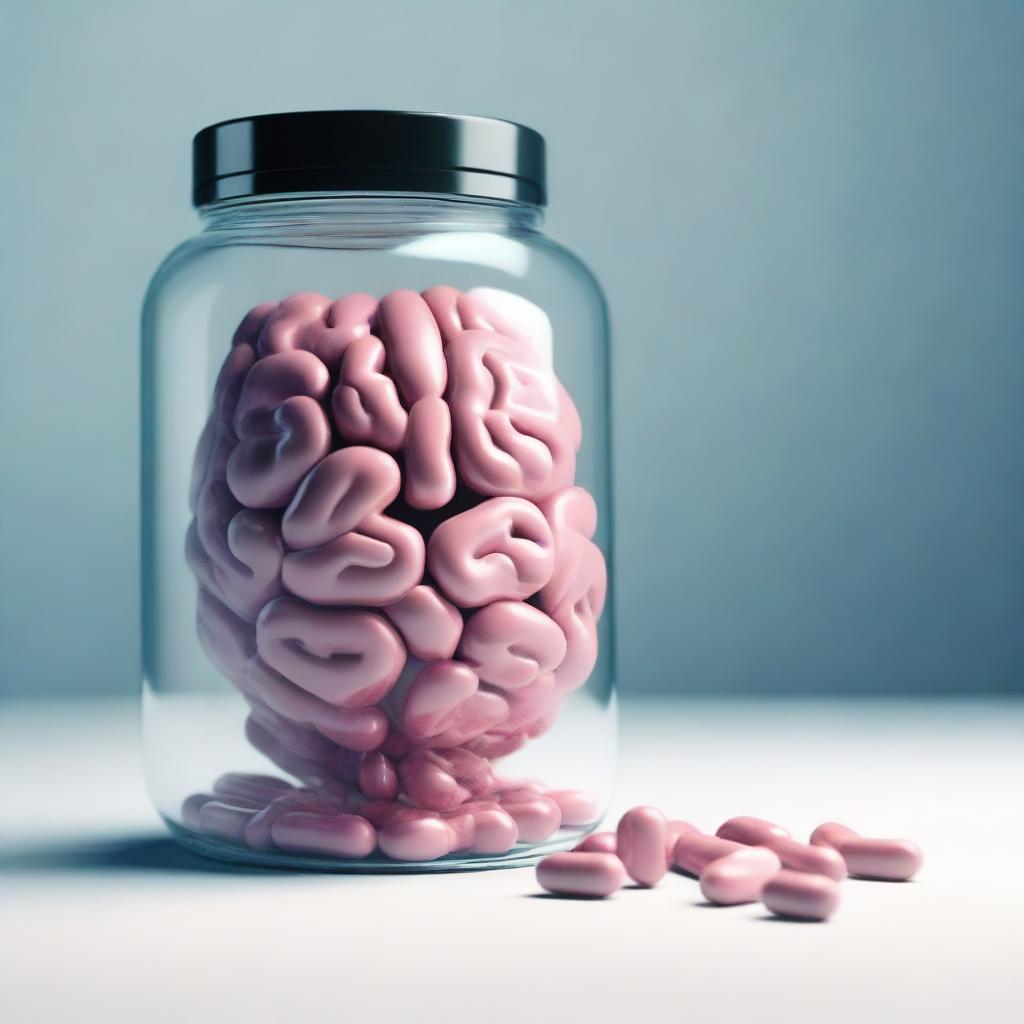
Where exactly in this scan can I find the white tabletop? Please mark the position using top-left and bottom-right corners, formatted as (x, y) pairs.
(2, 696), (1021, 1023)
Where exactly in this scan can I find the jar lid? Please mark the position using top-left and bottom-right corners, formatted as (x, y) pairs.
(192, 110), (546, 208)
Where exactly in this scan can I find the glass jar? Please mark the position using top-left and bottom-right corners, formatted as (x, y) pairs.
(141, 111), (615, 870)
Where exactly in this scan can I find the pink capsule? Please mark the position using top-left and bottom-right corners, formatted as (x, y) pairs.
(574, 831), (617, 854)
(617, 806), (668, 887)
(809, 821), (860, 850)
(665, 820), (700, 862)
(546, 789), (600, 827)
(213, 772), (294, 807)
(197, 801), (253, 843)
(358, 752), (399, 801)
(700, 847), (782, 905)
(500, 793), (562, 842)
(181, 792), (213, 831)
(762, 869), (841, 921)
(441, 811), (477, 851)
(672, 833), (745, 875)
(378, 817), (457, 861)
(716, 816), (791, 845)
(718, 815), (846, 880)
(270, 811), (377, 859)
(537, 852), (627, 898)
(244, 790), (339, 852)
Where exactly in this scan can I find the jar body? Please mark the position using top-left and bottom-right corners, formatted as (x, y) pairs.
(141, 195), (615, 869)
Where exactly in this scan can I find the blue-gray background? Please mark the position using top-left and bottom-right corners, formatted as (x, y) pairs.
(1, 0), (1021, 697)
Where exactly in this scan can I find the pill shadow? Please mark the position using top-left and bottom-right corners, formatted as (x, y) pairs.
(0, 835), (288, 876)
(526, 892), (610, 902)
(754, 913), (831, 925)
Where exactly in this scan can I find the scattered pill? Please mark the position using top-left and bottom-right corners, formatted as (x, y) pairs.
(575, 831), (617, 854)
(665, 819), (699, 862)
(536, 852), (627, 898)
(718, 816), (845, 880)
(716, 815), (790, 845)
(809, 821), (859, 850)
(672, 833), (744, 875)
(700, 847), (782, 905)
(617, 806), (668, 886)
(838, 837), (923, 881)
(762, 869), (841, 921)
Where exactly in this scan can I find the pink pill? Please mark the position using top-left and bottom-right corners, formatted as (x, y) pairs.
(718, 816), (846, 880)
(442, 811), (477, 851)
(379, 817), (457, 861)
(809, 821), (860, 850)
(197, 801), (253, 843)
(665, 820), (700, 862)
(672, 833), (745, 875)
(469, 806), (520, 853)
(213, 772), (294, 807)
(537, 852), (627, 898)
(398, 750), (471, 811)
(501, 793), (562, 842)
(245, 791), (339, 852)
(762, 869), (841, 921)
(270, 812), (377, 859)
(839, 837), (924, 881)
(546, 789), (600, 827)
(181, 792), (213, 831)
(716, 816), (791, 845)
(617, 806), (668, 887)
(575, 831), (617, 854)
(358, 752), (399, 801)
(700, 847), (782, 905)
(809, 822), (922, 880)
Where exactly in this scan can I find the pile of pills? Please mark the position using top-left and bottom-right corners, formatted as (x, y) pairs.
(181, 286), (607, 862)
(536, 807), (923, 920)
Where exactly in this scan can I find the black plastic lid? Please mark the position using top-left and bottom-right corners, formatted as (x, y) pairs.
(192, 110), (546, 208)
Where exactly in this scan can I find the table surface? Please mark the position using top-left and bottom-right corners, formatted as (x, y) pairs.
(2, 696), (1021, 1024)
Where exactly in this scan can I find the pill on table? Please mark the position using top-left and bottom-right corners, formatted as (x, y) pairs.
(762, 869), (841, 921)
(617, 806), (668, 886)
(536, 852), (627, 898)
(672, 833), (745, 875)
(716, 816), (791, 845)
(379, 816), (457, 861)
(717, 816), (845, 880)
(270, 811), (377, 858)
(700, 847), (782, 905)
(546, 789), (600, 826)
(809, 821), (860, 850)
(838, 838), (923, 881)
(665, 820), (699, 862)
(810, 822), (923, 880)
(575, 831), (617, 854)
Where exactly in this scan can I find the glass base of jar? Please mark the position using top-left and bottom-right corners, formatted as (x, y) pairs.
(165, 818), (593, 873)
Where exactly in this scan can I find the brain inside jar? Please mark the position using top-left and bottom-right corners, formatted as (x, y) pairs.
(181, 285), (607, 864)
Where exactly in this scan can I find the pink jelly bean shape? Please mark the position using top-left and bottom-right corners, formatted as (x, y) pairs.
(256, 597), (405, 708)
(427, 497), (555, 607)
(357, 752), (399, 801)
(270, 811), (377, 859)
(281, 447), (402, 550)
(537, 852), (626, 898)
(375, 289), (447, 404)
(458, 601), (567, 690)
(700, 847), (782, 905)
(282, 512), (425, 606)
(762, 870), (841, 921)
(617, 806), (668, 887)
(378, 817), (457, 862)
(331, 334), (408, 450)
(575, 831), (617, 854)
(382, 585), (463, 662)
(403, 396), (457, 509)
